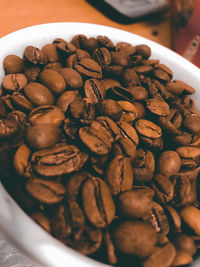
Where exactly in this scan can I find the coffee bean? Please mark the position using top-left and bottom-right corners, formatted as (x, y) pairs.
(84, 78), (105, 104)
(31, 143), (88, 177)
(59, 68), (83, 90)
(157, 151), (181, 178)
(2, 73), (27, 93)
(82, 176), (115, 228)
(106, 155), (133, 195)
(31, 211), (51, 233)
(135, 119), (162, 139)
(13, 144), (32, 178)
(3, 55), (24, 74)
(24, 82), (55, 106)
(24, 46), (47, 65)
(113, 221), (157, 257)
(39, 69), (66, 94)
(26, 124), (60, 149)
(28, 105), (65, 126)
(75, 58), (102, 79)
(118, 186), (154, 218)
(26, 178), (65, 204)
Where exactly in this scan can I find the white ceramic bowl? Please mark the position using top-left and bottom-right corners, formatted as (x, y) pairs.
(0, 22), (200, 267)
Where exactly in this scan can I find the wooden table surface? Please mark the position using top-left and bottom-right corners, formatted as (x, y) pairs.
(0, 0), (172, 48)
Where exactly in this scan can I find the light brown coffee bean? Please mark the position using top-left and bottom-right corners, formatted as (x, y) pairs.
(106, 155), (133, 195)
(24, 82), (55, 106)
(157, 151), (181, 178)
(26, 178), (65, 204)
(82, 176), (115, 228)
(135, 119), (162, 139)
(39, 69), (66, 94)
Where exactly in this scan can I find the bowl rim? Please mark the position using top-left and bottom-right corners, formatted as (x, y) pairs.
(0, 21), (200, 267)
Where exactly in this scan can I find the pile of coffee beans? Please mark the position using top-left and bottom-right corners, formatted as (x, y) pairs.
(1, 33), (200, 267)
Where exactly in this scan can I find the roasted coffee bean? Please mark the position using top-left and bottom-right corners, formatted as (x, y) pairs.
(24, 82), (55, 106)
(183, 114), (200, 133)
(113, 136), (136, 160)
(132, 149), (155, 184)
(28, 105), (65, 126)
(84, 78), (105, 104)
(56, 90), (79, 113)
(31, 143), (88, 177)
(97, 35), (115, 51)
(165, 205), (181, 233)
(41, 43), (59, 63)
(26, 124), (60, 149)
(59, 68), (83, 90)
(93, 47), (111, 68)
(135, 44), (151, 59)
(135, 119), (162, 139)
(44, 62), (63, 72)
(117, 121), (139, 146)
(11, 92), (33, 112)
(96, 99), (122, 121)
(68, 97), (95, 124)
(143, 242), (176, 267)
(180, 205), (200, 235)
(39, 69), (66, 94)
(100, 78), (121, 92)
(26, 178), (65, 204)
(13, 144), (32, 178)
(176, 146), (200, 158)
(166, 80), (195, 95)
(171, 233), (196, 256)
(157, 151), (181, 178)
(146, 97), (170, 116)
(152, 174), (174, 204)
(2, 73), (27, 93)
(82, 176), (115, 228)
(75, 58), (102, 79)
(56, 42), (77, 58)
(117, 101), (137, 123)
(121, 68), (139, 87)
(113, 221), (157, 257)
(118, 186), (154, 218)
(0, 116), (19, 139)
(3, 55), (24, 74)
(24, 46), (47, 65)
(143, 201), (170, 235)
(106, 155), (133, 195)
(24, 66), (40, 82)
(171, 250), (193, 266)
(96, 116), (121, 138)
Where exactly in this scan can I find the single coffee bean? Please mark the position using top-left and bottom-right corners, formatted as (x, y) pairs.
(164, 205), (181, 233)
(13, 144), (32, 178)
(59, 68), (83, 89)
(28, 105), (65, 126)
(117, 121), (139, 146)
(171, 250), (193, 266)
(180, 205), (200, 235)
(68, 97), (95, 124)
(157, 151), (181, 178)
(96, 99), (122, 121)
(135, 119), (162, 139)
(24, 82), (55, 106)
(2, 73), (27, 93)
(24, 45), (47, 65)
(113, 136), (136, 160)
(3, 55), (24, 74)
(11, 92), (34, 112)
(143, 201), (170, 235)
(135, 44), (151, 59)
(39, 69), (66, 94)
(75, 58), (102, 79)
(26, 124), (60, 149)
(176, 146), (200, 158)
(117, 101), (137, 123)
(41, 43), (59, 63)
(31, 143), (88, 177)
(118, 186), (155, 218)
(152, 174), (174, 204)
(132, 149), (155, 184)
(112, 221), (157, 257)
(171, 233), (197, 256)
(93, 47), (111, 68)
(26, 178), (65, 204)
(84, 78), (105, 104)
(106, 155), (133, 195)
(146, 97), (170, 116)
(121, 68), (140, 87)
(166, 80), (195, 95)
(143, 242), (176, 267)
(24, 66), (40, 82)
(82, 176), (115, 228)
(183, 114), (200, 133)
(97, 35), (115, 51)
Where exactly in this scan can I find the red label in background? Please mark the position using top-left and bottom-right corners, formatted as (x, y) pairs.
(173, 0), (200, 68)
